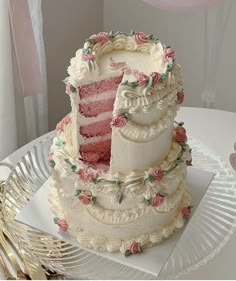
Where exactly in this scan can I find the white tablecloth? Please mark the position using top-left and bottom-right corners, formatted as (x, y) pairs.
(1, 107), (236, 280)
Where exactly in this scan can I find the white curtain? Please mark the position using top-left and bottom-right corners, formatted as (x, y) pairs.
(0, 0), (48, 160)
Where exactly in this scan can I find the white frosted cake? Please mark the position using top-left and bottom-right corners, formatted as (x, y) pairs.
(48, 31), (192, 255)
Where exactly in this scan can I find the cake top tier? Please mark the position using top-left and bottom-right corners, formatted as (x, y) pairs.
(67, 31), (175, 88)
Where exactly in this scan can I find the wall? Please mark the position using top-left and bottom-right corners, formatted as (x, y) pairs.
(103, 0), (236, 112)
(42, 0), (103, 130)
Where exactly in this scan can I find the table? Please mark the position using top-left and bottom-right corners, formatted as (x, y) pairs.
(0, 107), (236, 280)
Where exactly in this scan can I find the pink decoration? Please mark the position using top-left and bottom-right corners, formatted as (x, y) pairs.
(129, 242), (139, 255)
(121, 66), (132, 75)
(82, 53), (95, 62)
(78, 168), (93, 182)
(78, 191), (92, 205)
(144, 0), (223, 11)
(152, 169), (164, 181)
(56, 115), (72, 132)
(66, 83), (71, 96)
(182, 207), (191, 217)
(134, 32), (148, 45)
(150, 72), (161, 86)
(175, 126), (187, 142)
(111, 114), (127, 128)
(56, 219), (68, 232)
(48, 152), (54, 161)
(163, 48), (175, 63)
(110, 58), (127, 69)
(151, 194), (164, 207)
(137, 73), (149, 86)
(90, 32), (110, 45)
(177, 91), (185, 104)
(8, 0), (42, 97)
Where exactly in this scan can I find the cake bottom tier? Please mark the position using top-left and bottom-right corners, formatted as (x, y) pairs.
(49, 174), (191, 254)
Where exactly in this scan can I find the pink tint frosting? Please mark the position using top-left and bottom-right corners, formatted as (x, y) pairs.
(80, 118), (112, 138)
(79, 97), (115, 117)
(79, 75), (122, 100)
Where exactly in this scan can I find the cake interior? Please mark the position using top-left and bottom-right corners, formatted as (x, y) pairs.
(79, 75), (122, 171)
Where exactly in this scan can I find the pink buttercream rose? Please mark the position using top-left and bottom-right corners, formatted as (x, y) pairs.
(57, 219), (68, 232)
(163, 48), (175, 62)
(137, 73), (149, 86)
(90, 32), (110, 44)
(78, 191), (92, 205)
(175, 126), (187, 142)
(65, 83), (71, 95)
(134, 32), (148, 45)
(82, 53), (95, 61)
(176, 91), (184, 104)
(129, 242), (139, 255)
(56, 115), (72, 132)
(48, 152), (54, 161)
(150, 72), (161, 87)
(151, 194), (164, 207)
(111, 114), (127, 128)
(182, 207), (191, 217)
(78, 168), (94, 182)
(152, 169), (164, 181)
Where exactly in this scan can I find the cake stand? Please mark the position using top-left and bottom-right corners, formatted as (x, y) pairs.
(2, 134), (236, 279)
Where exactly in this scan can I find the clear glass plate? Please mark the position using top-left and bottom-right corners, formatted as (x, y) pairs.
(2, 135), (236, 279)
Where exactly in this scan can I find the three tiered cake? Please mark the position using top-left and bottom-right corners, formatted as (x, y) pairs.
(48, 31), (192, 255)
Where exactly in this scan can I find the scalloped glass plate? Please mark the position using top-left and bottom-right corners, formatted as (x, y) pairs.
(2, 134), (236, 279)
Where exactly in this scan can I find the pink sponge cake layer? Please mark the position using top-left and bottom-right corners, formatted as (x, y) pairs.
(80, 139), (111, 164)
(80, 118), (112, 138)
(79, 97), (115, 117)
(78, 75), (122, 100)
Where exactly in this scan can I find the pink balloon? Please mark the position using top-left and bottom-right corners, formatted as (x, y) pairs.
(144, 0), (224, 11)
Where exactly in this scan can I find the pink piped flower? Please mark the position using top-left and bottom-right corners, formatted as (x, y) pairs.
(78, 168), (94, 182)
(111, 114), (127, 128)
(54, 218), (68, 233)
(151, 194), (164, 207)
(175, 126), (187, 143)
(48, 152), (54, 161)
(163, 47), (175, 63)
(137, 73), (149, 86)
(90, 32), (110, 45)
(78, 191), (92, 205)
(152, 169), (164, 181)
(150, 72), (161, 87)
(56, 115), (72, 132)
(134, 32), (148, 45)
(82, 53), (95, 62)
(182, 206), (191, 217)
(65, 83), (71, 95)
(129, 242), (139, 254)
(177, 91), (184, 104)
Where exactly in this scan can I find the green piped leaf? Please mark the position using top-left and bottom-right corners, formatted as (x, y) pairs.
(53, 217), (59, 224)
(138, 246), (143, 253)
(118, 193), (123, 204)
(92, 196), (96, 203)
(64, 158), (71, 164)
(63, 77), (69, 84)
(86, 38), (94, 45)
(130, 30), (134, 36)
(55, 139), (64, 147)
(147, 34), (154, 40)
(159, 192), (168, 197)
(74, 190), (81, 197)
(130, 81), (138, 88)
(109, 30), (114, 38)
(161, 72), (167, 80)
(144, 199), (150, 206)
(147, 77), (153, 88)
(70, 85), (76, 93)
(71, 165), (77, 172)
(148, 174), (156, 183)
(49, 159), (56, 168)
(88, 60), (92, 71)
(121, 80), (128, 85)
(125, 250), (131, 257)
